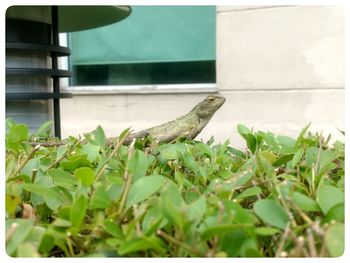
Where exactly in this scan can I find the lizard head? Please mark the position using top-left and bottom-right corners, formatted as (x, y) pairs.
(196, 95), (226, 119)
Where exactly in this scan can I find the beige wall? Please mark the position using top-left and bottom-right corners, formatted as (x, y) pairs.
(61, 6), (344, 149)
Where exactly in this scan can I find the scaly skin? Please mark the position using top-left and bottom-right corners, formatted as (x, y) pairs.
(30, 95), (226, 147)
(115, 95), (226, 144)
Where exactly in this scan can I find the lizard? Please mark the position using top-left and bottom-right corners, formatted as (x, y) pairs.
(107, 94), (226, 145)
(29, 95), (226, 147)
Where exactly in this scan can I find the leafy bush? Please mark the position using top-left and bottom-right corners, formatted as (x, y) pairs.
(5, 120), (344, 257)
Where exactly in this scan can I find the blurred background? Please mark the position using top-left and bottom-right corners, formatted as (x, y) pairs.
(6, 6), (344, 148)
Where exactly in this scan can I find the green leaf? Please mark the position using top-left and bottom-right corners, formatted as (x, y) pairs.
(263, 132), (280, 152)
(17, 242), (40, 257)
(26, 226), (45, 249)
(35, 120), (53, 137)
(294, 122), (311, 147)
(128, 149), (150, 181)
(30, 176), (53, 207)
(246, 133), (257, 153)
(240, 238), (261, 257)
(56, 145), (68, 161)
(225, 201), (258, 224)
(181, 151), (198, 172)
(325, 223), (344, 257)
(257, 154), (274, 176)
(305, 147), (318, 168)
(6, 117), (17, 129)
(317, 150), (338, 175)
(258, 151), (277, 164)
(227, 146), (245, 158)
(53, 218), (72, 227)
(118, 127), (132, 142)
(291, 192), (320, 212)
(196, 142), (214, 158)
(81, 143), (101, 162)
(93, 125), (106, 147)
(273, 153), (294, 167)
(38, 234), (55, 254)
(6, 219), (35, 256)
(22, 183), (68, 210)
(6, 194), (21, 217)
(142, 207), (168, 236)
(201, 224), (250, 240)
(316, 185), (344, 214)
(233, 169), (254, 189)
(104, 219), (124, 239)
(70, 195), (88, 228)
(7, 123), (29, 143)
(186, 196), (206, 222)
(159, 144), (182, 160)
(324, 203), (344, 223)
(160, 181), (185, 229)
(74, 167), (95, 186)
(118, 236), (165, 256)
(21, 157), (40, 177)
(253, 199), (289, 229)
(292, 149), (304, 167)
(237, 124), (251, 138)
(60, 155), (91, 171)
(254, 227), (280, 236)
(91, 185), (112, 209)
(126, 175), (165, 210)
(276, 136), (296, 148)
(48, 169), (77, 191)
(236, 187), (261, 200)
(219, 228), (246, 257)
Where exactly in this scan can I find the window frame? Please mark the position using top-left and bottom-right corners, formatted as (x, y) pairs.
(59, 8), (218, 96)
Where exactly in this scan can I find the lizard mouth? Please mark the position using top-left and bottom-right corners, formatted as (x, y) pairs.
(213, 95), (226, 107)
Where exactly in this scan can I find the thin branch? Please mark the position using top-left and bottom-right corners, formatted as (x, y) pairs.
(275, 222), (291, 257)
(287, 197), (314, 225)
(29, 141), (66, 147)
(10, 145), (41, 178)
(306, 228), (317, 257)
(312, 134), (323, 194)
(5, 223), (18, 244)
(94, 130), (132, 183)
(90, 131), (133, 202)
(44, 140), (82, 172)
(156, 230), (202, 256)
(118, 139), (136, 217)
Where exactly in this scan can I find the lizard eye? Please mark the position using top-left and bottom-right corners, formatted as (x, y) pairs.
(208, 96), (215, 101)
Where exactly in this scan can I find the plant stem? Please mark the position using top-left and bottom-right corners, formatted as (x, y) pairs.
(94, 130), (132, 183)
(275, 222), (290, 257)
(118, 138), (136, 217)
(66, 236), (75, 256)
(5, 223), (18, 244)
(156, 230), (202, 256)
(311, 135), (323, 194)
(10, 145), (41, 178)
(89, 130), (133, 201)
(44, 140), (81, 172)
(31, 169), (38, 183)
(29, 141), (66, 147)
(273, 181), (297, 227)
(306, 228), (317, 257)
(287, 197), (314, 225)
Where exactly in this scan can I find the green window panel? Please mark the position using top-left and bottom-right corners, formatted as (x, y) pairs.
(69, 6), (216, 65)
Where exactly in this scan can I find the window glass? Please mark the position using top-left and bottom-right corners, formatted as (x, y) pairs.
(69, 6), (216, 86)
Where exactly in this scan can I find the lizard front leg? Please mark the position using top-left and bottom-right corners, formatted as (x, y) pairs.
(107, 130), (150, 146)
(185, 121), (209, 140)
(166, 123), (208, 144)
(124, 130), (150, 145)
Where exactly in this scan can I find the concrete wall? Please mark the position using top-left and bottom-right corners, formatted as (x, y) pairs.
(61, 5), (344, 149)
